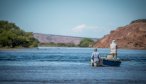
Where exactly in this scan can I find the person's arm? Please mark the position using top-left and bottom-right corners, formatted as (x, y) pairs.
(98, 53), (101, 59)
(98, 54), (100, 58)
(91, 53), (94, 60)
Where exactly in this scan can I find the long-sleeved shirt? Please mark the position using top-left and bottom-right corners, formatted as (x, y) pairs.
(91, 51), (100, 62)
(110, 42), (117, 53)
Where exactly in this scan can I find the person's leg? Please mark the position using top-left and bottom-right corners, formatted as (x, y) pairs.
(99, 58), (102, 66)
(115, 53), (117, 59)
(113, 53), (117, 59)
(94, 62), (96, 67)
(91, 59), (94, 66)
(97, 58), (100, 66)
(111, 53), (114, 58)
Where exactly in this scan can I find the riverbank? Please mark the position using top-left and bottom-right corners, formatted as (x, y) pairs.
(0, 47), (38, 51)
(0, 46), (92, 51)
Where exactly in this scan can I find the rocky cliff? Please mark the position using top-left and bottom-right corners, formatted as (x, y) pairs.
(33, 33), (97, 45)
(94, 19), (146, 49)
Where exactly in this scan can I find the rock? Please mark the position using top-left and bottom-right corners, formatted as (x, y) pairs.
(94, 19), (146, 49)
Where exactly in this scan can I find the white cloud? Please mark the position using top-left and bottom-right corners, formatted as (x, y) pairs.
(72, 24), (86, 32)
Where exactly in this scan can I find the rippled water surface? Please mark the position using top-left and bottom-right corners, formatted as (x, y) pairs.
(0, 47), (146, 84)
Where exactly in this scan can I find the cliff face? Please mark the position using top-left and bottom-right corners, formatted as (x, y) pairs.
(94, 20), (146, 49)
(33, 33), (97, 45)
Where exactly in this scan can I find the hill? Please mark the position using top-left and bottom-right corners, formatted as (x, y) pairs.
(33, 33), (97, 46)
(0, 21), (39, 48)
(94, 19), (146, 49)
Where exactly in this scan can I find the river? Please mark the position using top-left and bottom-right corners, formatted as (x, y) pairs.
(0, 47), (146, 84)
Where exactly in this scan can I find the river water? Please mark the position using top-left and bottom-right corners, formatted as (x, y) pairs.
(0, 47), (146, 84)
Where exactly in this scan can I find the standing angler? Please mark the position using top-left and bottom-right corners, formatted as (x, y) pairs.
(110, 40), (118, 59)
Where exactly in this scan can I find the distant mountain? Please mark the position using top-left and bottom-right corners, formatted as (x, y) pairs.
(94, 19), (146, 49)
(33, 33), (97, 45)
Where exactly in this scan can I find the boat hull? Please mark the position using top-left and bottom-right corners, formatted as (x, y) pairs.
(102, 58), (121, 66)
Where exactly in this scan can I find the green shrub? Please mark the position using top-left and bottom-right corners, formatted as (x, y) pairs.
(0, 20), (39, 48)
(79, 38), (94, 47)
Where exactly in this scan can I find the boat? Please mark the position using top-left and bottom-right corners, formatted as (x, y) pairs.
(101, 58), (121, 66)
(91, 54), (121, 67)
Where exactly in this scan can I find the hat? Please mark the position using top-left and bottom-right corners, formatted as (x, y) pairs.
(94, 48), (97, 52)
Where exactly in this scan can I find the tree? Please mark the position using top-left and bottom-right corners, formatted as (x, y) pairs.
(79, 38), (94, 47)
(0, 20), (39, 48)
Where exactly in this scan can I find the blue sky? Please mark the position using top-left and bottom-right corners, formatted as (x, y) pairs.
(0, 0), (146, 38)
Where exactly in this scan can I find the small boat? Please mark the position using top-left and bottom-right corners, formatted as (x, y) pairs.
(91, 54), (121, 67)
(101, 58), (121, 66)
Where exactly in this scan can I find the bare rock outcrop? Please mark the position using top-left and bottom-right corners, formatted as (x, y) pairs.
(94, 19), (146, 49)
